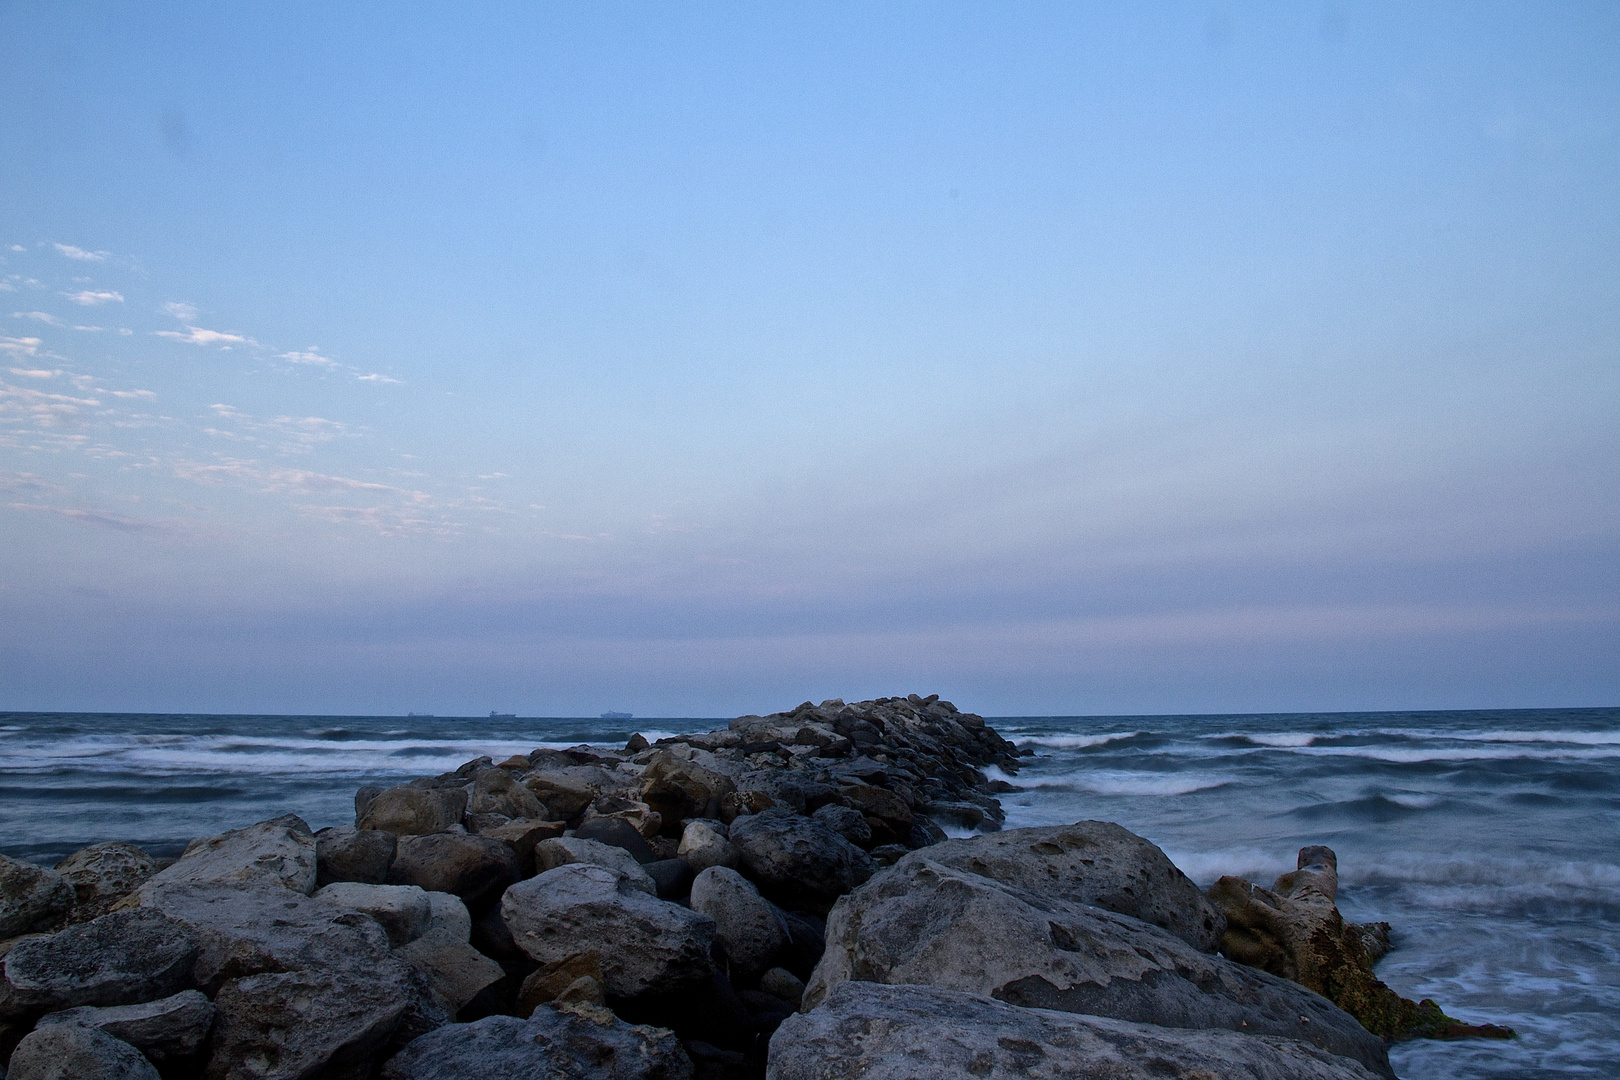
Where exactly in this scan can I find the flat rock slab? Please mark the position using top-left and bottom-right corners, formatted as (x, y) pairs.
(807, 857), (1391, 1078)
(142, 815), (317, 896)
(768, 982), (1386, 1080)
(381, 1002), (694, 1080)
(899, 821), (1225, 952)
(38, 989), (214, 1061)
(8, 1022), (161, 1080)
(3, 909), (199, 1010)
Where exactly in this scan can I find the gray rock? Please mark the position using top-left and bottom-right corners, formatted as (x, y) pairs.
(381, 1003), (694, 1080)
(677, 820), (740, 872)
(639, 751), (737, 829)
(689, 867), (789, 982)
(394, 931), (506, 1012)
(37, 989), (214, 1061)
(838, 784), (913, 846)
(758, 967), (806, 1008)
(0, 854), (75, 939)
(728, 810), (874, 912)
(387, 833), (519, 906)
(501, 864), (715, 999)
(2, 909), (199, 1010)
(205, 962), (414, 1080)
(806, 857), (1392, 1078)
(7, 1022), (160, 1080)
(359, 785), (468, 836)
(534, 837), (656, 895)
(314, 825), (396, 887)
(142, 815), (316, 896)
(767, 982), (1386, 1080)
(572, 816), (657, 862)
(642, 858), (694, 900)
(474, 818), (566, 876)
(314, 882), (432, 947)
(520, 769), (607, 821)
(470, 768), (547, 821)
(810, 805), (872, 848)
(426, 891), (471, 943)
(137, 883), (391, 992)
(54, 844), (156, 908)
(900, 821), (1224, 952)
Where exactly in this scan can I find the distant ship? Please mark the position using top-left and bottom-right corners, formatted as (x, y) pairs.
(407, 712), (434, 718)
(600, 711), (633, 720)
(490, 711), (517, 719)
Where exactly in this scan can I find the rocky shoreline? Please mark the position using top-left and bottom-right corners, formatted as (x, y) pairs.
(0, 694), (1506, 1079)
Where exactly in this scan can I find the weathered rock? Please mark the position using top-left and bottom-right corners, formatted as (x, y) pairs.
(142, 815), (317, 896)
(899, 821), (1224, 952)
(0, 854), (76, 938)
(719, 790), (775, 823)
(37, 989), (214, 1061)
(758, 967), (805, 1008)
(677, 820), (739, 872)
(1209, 846), (1513, 1042)
(806, 856), (1392, 1077)
(639, 751), (737, 833)
(728, 810), (874, 913)
(381, 1003), (695, 1079)
(534, 837), (656, 895)
(137, 883), (391, 992)
(642, 858), (694, 900)
(359, 785), (468, 836)
(314, 825), (396, 887)
(573, 816), (658, 862)
(516, 951), (604, 1016)
(2, 909), (199, 1010)
(768, 982), (1387, 1080)
(689, 867), (789, 983)
(314, 882), (432, 947)
(839, 784), (913, 846)
(520, 770), (605, 821)
(388, 833), (519, 906)
(54, 844), (156, 910)
(206, 962), (414, 1080)
(501, 864), (715, 999)
(810, 805), (872, 849)
(475, 818), (565, 876)
(426, 891), (472, 943)
(7, 1022), (161, 1080)
(395, 931), (506, 1012)
(470, 768), (547, 820)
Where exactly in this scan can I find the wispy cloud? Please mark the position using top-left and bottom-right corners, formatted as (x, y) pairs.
(163, 302), (198, 321)
(204, 404), (349, 449)
(0, 337), (42, 357)
(9, 368), (59, 379)
(6, 501), (164, 533)
(155, 326), (252, 347)
(13, 311), (63, 326)
(64, 290), (123, 306)
(53, 244), (109, 262)
(357, 373), (401, 384)
(0, 378), (102, 427)
(280, 348), (337, 367)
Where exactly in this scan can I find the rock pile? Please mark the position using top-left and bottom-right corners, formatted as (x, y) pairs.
(0, 695), (1504, 1079)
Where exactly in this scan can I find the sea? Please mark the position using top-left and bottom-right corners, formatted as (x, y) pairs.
(0, 707), (1614, 1079)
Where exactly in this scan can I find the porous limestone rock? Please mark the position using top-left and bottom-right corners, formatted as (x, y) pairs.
(141, 815), (317, 895)
(394, 931), (506, 1012)
(426, 890), (472, 943)
(7, 1022), (161, 1080)
(314, 882), (433, 947)
(359, 785), (468, 836)
(470, 768), (547, 821)
(37, 989), (214, 1061)
(2, 909), (199, 1010)
(689, 866), (789, 983)
(0, 854), (76, 939)
(676, 820), (739, 873)
(54, 843), (157, 910)
(534, 837), (656, 894)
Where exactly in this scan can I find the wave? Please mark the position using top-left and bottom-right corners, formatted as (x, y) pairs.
(1012, 731), (1147, 750)
(1014, 769), (1235, 797)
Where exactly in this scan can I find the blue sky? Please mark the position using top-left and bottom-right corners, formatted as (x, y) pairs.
(2, 2), (1616, 716)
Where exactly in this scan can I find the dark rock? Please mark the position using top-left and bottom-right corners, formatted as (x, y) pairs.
(573, 816), (658, 863)
(775, 910), (826, 980)
(838, 785), (913, 846)
(868, 844), (909, 866)
(809, 805), (871, 849)
(757, 967), (805, 1008)
(7, 1022), (161, 1080)
(36, 989), (213, 1061)
(2, 909), (199, 1010)
(717, 791), (775, 824)
(380, 1002), (695, 1079)
(517, 952), (604, 1016)
(475, 818), (566, 876)
(644, 858), (695, 900)
(625, 733), (651, 753)
(639, 752), (737, 835)
(355, 786), (384, 821)
(0, 854), (76, 939)
(690, 868), (789, 983)
(388, 833), (519, 906)
(728, 810), (874, 914)
(395, 931), (506, 1013)
(314, 825), (396, 887)
(519, 771), (601, 821)
(359, 786), (468, 836)
(534, 837), (657, 894)
(768, 981), (1388, 1080)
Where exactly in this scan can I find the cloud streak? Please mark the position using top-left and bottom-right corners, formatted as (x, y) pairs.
(64, 290), (123, 306)
(52, 244), (108, 262)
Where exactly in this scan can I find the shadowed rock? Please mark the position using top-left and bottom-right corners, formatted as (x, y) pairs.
(3, 909), (199, 1010)
(37, 989), (214, 1061)
(381, 1002), (694, 1079)
(8, 1022), (161, 1080)
(314, 825), (396, 887)
(0, 854), (76, 939)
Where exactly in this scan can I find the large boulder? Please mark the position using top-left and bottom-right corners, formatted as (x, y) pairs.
(141, 815), (317, 895)
(359, 785), (468, 836)
(767, 982), (1386, 1080)
(381, 1002), (694, 1079)
(470, 768), (547, 821)
(521, 769), (609, 821)
(639, 751), (736, 833)
(810, 805), (872, 849)
(689, 867), (789, 983)
(534, 837), (656, 895)
(387, 833), (519, 906)
(501, 864), (715, 999)
(0, 854), (76, 938)
(205, 962), (415, 1080)
(677, 820), (739, 872)
(1209, 846), (1512, 1041)
(426, 891), (472, 942)
(136, 883), (391, 992)
(394, 931), (506, 1012)
(806, 856), (1392, 1078)
(573, 815), (659, 861)
(475, 818), (566, 876)
(838, 784), (913, 846)
(37, 989), (214, 1062)
(728, 810), (874, 913)
(314, 882), (432, 947)
(899, 821), (1224, 952)
(7, 1022), (161, 1080)
(54, 843), (157, 911)
(314, 825), (396, 887)
(2, 909), (199, 1010)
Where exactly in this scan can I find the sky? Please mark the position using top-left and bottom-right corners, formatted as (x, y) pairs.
(1, 2), (1616, 717)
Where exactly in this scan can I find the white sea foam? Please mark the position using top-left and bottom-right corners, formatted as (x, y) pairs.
(1012, 731), (1146, 749)
(1203, 731), (1321, 747)
(1015, 769), (1234, 797)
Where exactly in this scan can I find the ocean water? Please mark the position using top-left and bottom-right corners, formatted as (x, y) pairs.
(1, 707), (1615, 1078)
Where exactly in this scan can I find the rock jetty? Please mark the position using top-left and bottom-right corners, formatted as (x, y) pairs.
(0, 694), (1499, 1078)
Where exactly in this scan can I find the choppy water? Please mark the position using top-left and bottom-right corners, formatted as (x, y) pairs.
(1, 707), (1615, 1078)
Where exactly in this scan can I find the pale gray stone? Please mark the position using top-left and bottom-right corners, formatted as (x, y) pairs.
(676, 820), (739, 872)
(426, 891), (471, 943)
(534, 837), (656, 894)
(8, 1022), (160, 1080)
(381, 1003), (694, 1080)
(2, 910), (199, 1010)
(689, 867), (788, 982)
(37, 989), (213, 1061)
(141, 815), (316, 896)
(314, 882), (432, 947)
